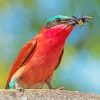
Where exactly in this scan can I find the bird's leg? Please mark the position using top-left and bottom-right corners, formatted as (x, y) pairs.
(46, 79), (66, 90)
(46, 75), (53, 89)
(46, 74), (66, 90)
(15, 78), (25, 92)
(46, 80), (53, 89)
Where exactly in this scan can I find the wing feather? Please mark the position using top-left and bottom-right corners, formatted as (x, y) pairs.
(55, 49), (64, 70)
(6, 38), (37, 88)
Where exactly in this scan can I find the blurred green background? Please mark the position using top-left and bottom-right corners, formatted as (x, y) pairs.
(0, 0), (100, 93)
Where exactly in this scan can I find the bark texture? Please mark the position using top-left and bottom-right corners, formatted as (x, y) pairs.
(0, 89), (100, 100)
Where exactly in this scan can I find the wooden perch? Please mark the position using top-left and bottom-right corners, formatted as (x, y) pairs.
(0, 89), (100, 100)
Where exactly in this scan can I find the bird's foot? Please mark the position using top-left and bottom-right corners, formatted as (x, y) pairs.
(16, 87), (25, 92)
(57, 86), (66, 90)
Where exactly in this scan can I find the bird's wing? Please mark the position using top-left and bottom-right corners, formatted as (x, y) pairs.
(46, 49), (64, 86)
(55, 49), (64, 70)
(6, 38), (37, 88)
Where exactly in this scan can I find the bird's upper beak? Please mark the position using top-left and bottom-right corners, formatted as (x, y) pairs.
(66, 16), (93, 26)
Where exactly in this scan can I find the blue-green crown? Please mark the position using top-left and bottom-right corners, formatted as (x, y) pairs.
(47, 15), (72, 22)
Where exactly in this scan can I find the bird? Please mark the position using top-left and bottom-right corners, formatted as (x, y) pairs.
(6, 15), (92, 89)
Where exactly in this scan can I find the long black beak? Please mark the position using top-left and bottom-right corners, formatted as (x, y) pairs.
(68, 16), (93, 26)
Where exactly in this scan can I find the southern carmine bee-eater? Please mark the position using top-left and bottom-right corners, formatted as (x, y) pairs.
(6, 15), (92, 90)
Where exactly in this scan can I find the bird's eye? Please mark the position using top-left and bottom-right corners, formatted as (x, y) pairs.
(56, 18), (61, 22)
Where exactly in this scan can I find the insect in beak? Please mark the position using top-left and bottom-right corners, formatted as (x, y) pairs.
(72, 15), (93, 27)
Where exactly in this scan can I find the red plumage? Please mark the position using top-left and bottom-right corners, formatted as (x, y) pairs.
(6, 24), (74, 88)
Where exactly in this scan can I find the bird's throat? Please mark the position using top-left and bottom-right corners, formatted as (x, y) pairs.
(44, 24), (74, 45)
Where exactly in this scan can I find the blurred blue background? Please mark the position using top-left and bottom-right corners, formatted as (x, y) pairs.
(0, 0), (100, 94)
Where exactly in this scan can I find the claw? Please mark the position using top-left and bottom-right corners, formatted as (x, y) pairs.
(58, 87), (66, 90)
(17, 87), (25, 92)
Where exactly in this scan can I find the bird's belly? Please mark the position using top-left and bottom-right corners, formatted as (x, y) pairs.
(21, 40), (63, 88)
(21, 49), (62, 88)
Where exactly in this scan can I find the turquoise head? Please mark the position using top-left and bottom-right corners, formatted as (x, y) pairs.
(46, 15), (92, 29)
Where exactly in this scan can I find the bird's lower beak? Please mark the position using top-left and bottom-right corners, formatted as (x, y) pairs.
(83, 16), (93, 22)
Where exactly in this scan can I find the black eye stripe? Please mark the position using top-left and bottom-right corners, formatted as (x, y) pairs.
(56, 18), (61, 22)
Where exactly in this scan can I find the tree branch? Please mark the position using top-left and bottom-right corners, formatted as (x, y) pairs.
(0, 89), (100, 100)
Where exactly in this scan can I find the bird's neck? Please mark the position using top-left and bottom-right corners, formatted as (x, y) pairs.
(40, 25), (74, 45)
